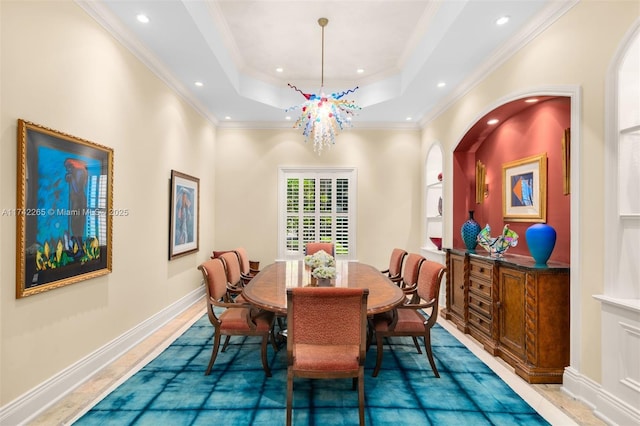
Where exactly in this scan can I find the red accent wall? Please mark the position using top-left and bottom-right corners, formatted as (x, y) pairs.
(453, 98), (571, 263)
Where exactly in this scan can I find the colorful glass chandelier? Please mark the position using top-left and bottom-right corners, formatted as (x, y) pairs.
(287, 18), (360, 155)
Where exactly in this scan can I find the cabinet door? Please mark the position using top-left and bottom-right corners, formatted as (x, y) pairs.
(448, 253), (466, 318)
(498, 267), (526, 358)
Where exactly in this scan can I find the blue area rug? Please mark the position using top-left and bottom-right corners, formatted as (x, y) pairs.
(75, 314), (549, 425)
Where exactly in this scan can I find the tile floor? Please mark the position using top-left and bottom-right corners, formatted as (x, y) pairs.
(29, 299), (605, 426)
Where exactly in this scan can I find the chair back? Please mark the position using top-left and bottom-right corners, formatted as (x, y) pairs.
(305, 242), (335, 257)
(219, 251), (243, 288)
(234, 247), (251, 275)
(198, 258), (228, 325)
(387, 248), (407, 278)
(417, 260), (446, 304)
(287, 287), (368, 352)
(402, 253), (425, 287)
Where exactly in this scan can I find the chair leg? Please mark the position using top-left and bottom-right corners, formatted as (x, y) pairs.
(286, 369), (294, 426)
(372, 333), (384, 377)
(412, 336), (422, 354)
(261, 334), (272, 377)
(205, 332), (222, 376)
(424, 332), (440, 378)
(269, 330), (279, 352)
(221, 335), (231, 352)
(357, 369), (365, 426)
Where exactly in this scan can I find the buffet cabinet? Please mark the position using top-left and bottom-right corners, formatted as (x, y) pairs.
(443, 248), (570, 384)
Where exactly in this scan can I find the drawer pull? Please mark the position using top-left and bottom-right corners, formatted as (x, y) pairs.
(459, 285), (464, 290)
(477, 301), (483, 307)
(479, 267), (485, 273)
(478, 284), (484, 289)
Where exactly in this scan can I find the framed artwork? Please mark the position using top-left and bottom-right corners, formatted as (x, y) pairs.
(475, 159), (486, 204)
(169, 170), (199, 259)
(15, 119), (113, 298)
(562, 128), (571, 195)
(502, 153), (547, 222)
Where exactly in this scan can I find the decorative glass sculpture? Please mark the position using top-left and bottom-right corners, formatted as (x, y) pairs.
(477, 224), (519, 257)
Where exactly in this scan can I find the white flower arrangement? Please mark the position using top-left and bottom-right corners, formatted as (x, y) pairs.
(304, 249), (335, 269)
(311, 265), (337, 279)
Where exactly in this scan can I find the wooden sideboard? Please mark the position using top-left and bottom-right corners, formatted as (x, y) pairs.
(443, 248), (570, 384)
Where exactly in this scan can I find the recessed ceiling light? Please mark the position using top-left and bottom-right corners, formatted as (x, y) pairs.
(406, 117), (413, 121)
(136, 14), (149, 24)
(224, 116), (231, 120)
(356, 68), (364, 74)
(276, 67), (284, 73)
(496, 16), (510, 26)
(525, 98), (539, 103)
(285, 116), (291, 121)
(194, 81), (203, 87)
(487, 118), (499, 125)
(437, 82), (446, 88)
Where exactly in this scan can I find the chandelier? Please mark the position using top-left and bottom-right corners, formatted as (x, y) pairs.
(287, 18), (360, 155)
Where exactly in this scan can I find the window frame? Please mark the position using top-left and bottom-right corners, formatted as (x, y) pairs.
(277, 166), (357, 260)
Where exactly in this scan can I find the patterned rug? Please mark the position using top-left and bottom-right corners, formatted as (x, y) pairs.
(74, 314), (549, 425)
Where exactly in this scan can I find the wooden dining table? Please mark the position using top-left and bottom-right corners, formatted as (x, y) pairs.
(242, 260), (405, 316)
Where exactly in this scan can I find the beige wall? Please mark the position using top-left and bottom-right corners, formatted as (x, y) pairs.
(0, 1), (216, 404)
(213, 127), (422, 269)
(421, 1), (639, 382)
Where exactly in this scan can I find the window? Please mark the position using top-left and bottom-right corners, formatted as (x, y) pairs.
(278, 167), (356, 259)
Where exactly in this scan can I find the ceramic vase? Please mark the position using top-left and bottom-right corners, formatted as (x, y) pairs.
(318, 278), (331, 287)
(461, 211), (481, 253)
(525, 223), (557, 265)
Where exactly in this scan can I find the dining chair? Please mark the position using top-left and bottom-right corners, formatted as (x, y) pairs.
(304, 241), (335, 256)
(391, 252), (425, 289)
(198, 258), (277, 377)
(371, 259), (446, 378)
(219, 251), (245, 298)
(286, 287), (369, 426)
(380, 248), (407, 281)
(234, 246), (260, 285)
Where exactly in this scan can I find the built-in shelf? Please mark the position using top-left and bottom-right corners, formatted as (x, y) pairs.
(425, 144), (443, 251)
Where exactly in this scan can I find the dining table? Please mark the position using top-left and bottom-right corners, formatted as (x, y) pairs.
(241, 260), (405, 316)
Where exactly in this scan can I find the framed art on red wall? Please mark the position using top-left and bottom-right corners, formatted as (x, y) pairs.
(502, 153), (547, 222)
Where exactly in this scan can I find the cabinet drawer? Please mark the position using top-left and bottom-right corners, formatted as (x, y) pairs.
(468, 309), (491, 336)
(470, 259), (493, 281)
(468, 292), (491, 318)
(469, 277), (491, 298)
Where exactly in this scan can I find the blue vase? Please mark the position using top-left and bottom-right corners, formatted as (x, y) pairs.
(461, 211), (481, 253)
(525, 224), (557, 265)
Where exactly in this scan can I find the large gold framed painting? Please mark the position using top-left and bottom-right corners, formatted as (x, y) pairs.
(15, 120), (113, 298)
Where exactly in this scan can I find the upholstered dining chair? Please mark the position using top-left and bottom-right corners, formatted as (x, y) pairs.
(218, 251), (245, 298)
(391, 252), (425, 289)
(286, 287), (369, 426)
(304, 241), (335, 256)
(371, 259), (446, 378)
(380, 248), (408, 281)
(198, 258), (277, 377)
(234, 247), (260, 285)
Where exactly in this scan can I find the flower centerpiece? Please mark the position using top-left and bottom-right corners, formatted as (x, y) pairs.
(304, 249), (336, 285)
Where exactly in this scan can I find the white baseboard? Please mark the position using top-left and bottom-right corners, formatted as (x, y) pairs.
(563, 366), (640, 426)
(0, 287), (205, 426)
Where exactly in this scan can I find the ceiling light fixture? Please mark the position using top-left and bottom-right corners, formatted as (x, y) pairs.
(496, 15), (510, 26)
(287, 18), (360, 155)
(136, 14), (149, 24)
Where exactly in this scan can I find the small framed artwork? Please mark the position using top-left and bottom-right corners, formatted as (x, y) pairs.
(169, 170), (199, 259)
(475, 159), (486, 204)
(562, 128), (570, 195)
(502, 153), (547, 222)
(16, 119), (114, 298)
